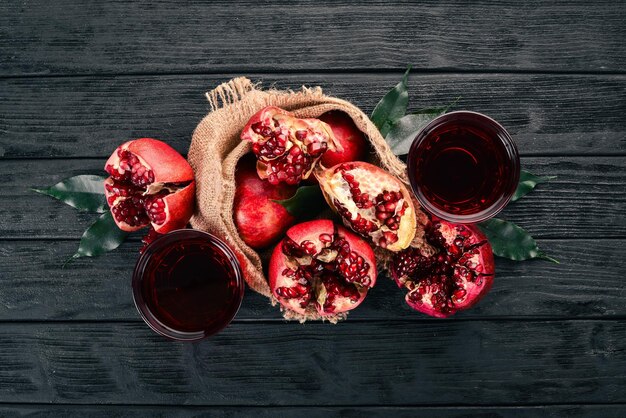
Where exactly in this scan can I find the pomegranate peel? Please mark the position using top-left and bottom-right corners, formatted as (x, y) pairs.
(269, 220), (377, 317)
(104, 138), (195, 233)
(319, 110), (369, 168)
(241, 106), (340, 185)
(234, 155), (297, 249)
(316, 161), (417, 252)
(389, 220), (495, 318)
(106, 138), (193, 185)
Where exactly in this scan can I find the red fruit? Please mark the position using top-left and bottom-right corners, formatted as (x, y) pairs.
(241, 106), (339, 185)
(317, 161), (417, 252)
(269, 220), (377, 316)
(319, 111), (368, 167)
(104, 138), (195, 233)
(389, 220), (495, 318)
(234, 155), (297, 249)
(139, 227), (162, 253)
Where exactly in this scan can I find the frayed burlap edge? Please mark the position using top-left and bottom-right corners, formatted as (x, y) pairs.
(187, 77), (428, 323)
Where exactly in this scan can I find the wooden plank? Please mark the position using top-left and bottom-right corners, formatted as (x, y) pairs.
(1, 73), (625, 158)
(3, 157), (624, 239)
(1, 1), (624, 75)
(0, 238), (621, 320)
(1, 404), (625, 417)
(0, 321), (624, 405)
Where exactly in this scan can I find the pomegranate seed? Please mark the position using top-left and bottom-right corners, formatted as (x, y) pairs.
(453, 288), (467, 301)
(276, 284), (308, 299)
(301, 240), (317, 255)
(384, 202), (396, 212)
(376, 211), (390, 221)
(383, 231), (398, 244)
(319, 233), (333, 243)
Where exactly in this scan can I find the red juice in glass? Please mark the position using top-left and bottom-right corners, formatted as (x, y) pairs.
(407, 111), (520, 223)
(132, 229), (244, 341)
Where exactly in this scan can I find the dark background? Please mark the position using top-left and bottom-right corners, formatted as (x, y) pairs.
(1, 1), (625, 417)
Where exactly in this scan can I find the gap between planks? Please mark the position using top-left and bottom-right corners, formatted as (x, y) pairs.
(0, 317), (625, 325)
(1, 69), (626, 80)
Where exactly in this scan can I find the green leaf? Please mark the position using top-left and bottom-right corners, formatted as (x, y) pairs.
(512, 170), (557, 202)
(386, 114), (438, 155)
(478, 218), (559, 264)
(32, 174), (108, 213)
(371, 66), (411, 137)
(273, 185), (327, 218)
(66, 212), (129, 265)
(386, 97), (461, 156)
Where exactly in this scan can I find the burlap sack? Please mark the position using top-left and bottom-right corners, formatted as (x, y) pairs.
(188, 77), (427, 322)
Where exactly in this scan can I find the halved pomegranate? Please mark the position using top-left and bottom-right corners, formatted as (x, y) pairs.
(269, 220), (377, 316)
(241, 106), (339, 185)
(316, 161), (417, 252)
(104, 138), (195, 233)
(389, 220), (495, 318)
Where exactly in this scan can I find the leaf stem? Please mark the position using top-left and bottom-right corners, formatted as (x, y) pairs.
(538, 253), (561, 264)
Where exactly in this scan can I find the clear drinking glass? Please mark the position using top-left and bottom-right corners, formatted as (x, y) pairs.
(407, 111), (520, 223)
(132, 229), (244, 341)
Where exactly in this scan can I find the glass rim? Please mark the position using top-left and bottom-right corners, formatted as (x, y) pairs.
(132, 229), (245, 342)
(407, 110), (520, 224)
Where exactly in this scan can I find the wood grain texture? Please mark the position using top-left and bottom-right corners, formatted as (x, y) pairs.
(0, 321), (624, 405)
(2, 0), (625, 412)
(1, 73), (625, 158)
(3, 157), (624, 239)
(1, 0), (625, 75)
(0, 239), (623, 321)
(2, 404), (626, 417)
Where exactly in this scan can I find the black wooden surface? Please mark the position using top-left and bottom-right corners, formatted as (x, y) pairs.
(1, 1), (625, 417)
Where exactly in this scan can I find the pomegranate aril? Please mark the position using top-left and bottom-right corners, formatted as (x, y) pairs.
(144, 196), (167, 225)
(112, 198), (149, 227)
(301, 241), (317, 255)
(276, 283), (309, 299)
(320, 274), (360, 313)
(251, 122), (263, 134)
(453, 288), (467, 301)
(282, 237), (308, 258)
(319, 233), (333, 243)
(383, 231), (398, 244)
(140, 228), (162, 254)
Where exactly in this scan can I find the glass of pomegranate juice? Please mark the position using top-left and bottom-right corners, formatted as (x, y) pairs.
(407, 111), (520, 223)
(132, 229), (244, 341)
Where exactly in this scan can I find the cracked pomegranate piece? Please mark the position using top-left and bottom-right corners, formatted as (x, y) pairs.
(317, 161), (417, 252)
(104, 138), (195, 233)
(269, 220), (377, 316)
(389, 220), (495, 318)
(240, 106), (339, 185)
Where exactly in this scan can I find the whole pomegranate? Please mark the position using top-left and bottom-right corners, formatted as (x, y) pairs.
(317, 161), (417, 251)
(234, 155), (297, 249)
(104, 138), (195, 233)
(240, 106), (339, 185)
(269, 219), (377, 316)
(389, 220), (495, 318)
(319, 111), (369, 167)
